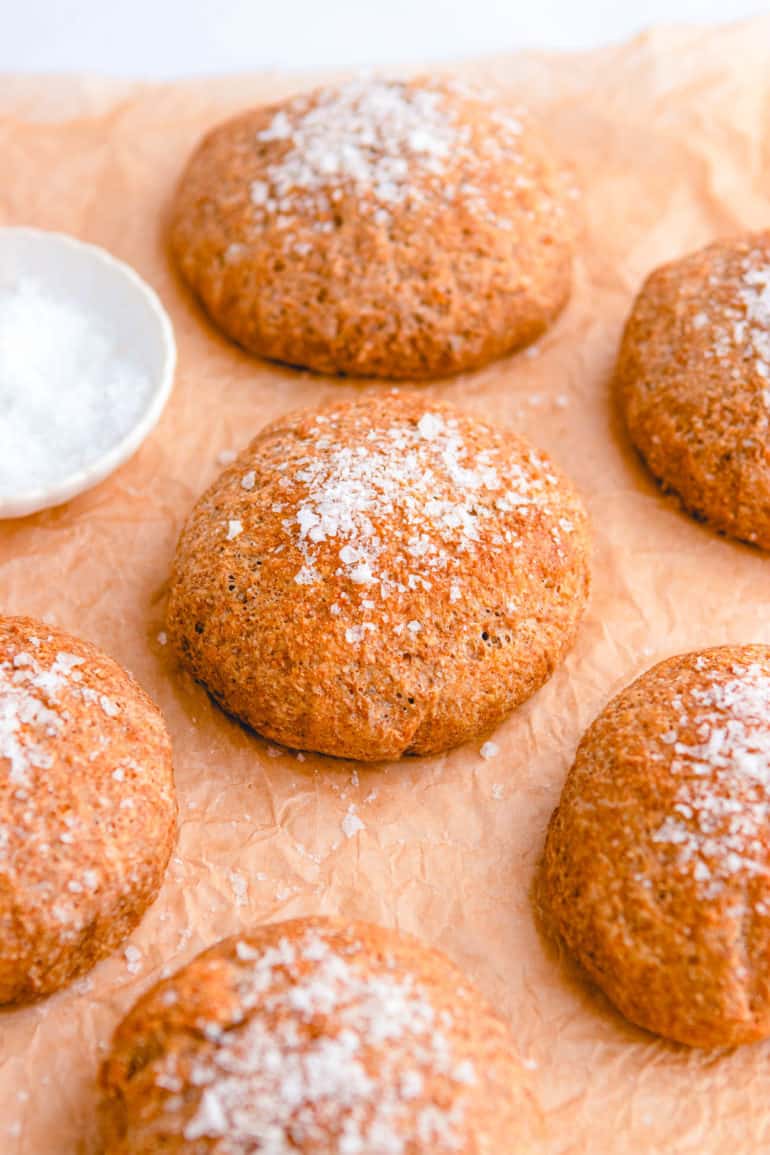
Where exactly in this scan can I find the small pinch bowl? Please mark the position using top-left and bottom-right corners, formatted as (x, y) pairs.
(0, 227), (176, 519)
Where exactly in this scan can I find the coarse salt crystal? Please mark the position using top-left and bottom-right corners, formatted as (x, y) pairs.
(480, 741), (499, 760)
(342, 805), (365, 838)
(248, 76), (524, 245)
(228, 869), (248, 907)
(417, 412), (445, 440)
(124, 944), (142, 974)
(652, 660), (770, 896)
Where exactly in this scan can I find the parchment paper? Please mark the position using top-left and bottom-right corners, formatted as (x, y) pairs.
(2, 17), (770, 1152)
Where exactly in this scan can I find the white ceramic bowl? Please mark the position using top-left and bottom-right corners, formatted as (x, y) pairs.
(0, 227), (176, 518)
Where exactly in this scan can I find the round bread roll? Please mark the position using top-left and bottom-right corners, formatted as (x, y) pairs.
(0, 615), (176, 1003)
(170, 76), (573, 379)
(542, 646), (770, 1047)
(167, 394), (590, 760)
(617, 231), (770, 547)
(99, 916), (537, 1154)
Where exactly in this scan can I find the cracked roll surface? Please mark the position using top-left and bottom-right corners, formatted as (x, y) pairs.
(166, 394), (591, 760)
(617, 231), (770, 547)
(0, 615), (176, 1003)
(542, 646), (770, 1047)
(99, 917), (538, 1154)
(169, 76), (573, 379)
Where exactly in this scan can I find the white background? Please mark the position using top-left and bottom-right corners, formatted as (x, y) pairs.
(0, 0), (767, 75)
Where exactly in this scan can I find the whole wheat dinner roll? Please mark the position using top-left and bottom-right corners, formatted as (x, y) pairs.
(542, 646), (770, 1047)
(167, 394), (590, 761)
(0, 615), (176, 1003)
(99, 916), (537, 1153)
(169, 75), (573, 379)
(617, 231), (770, 547)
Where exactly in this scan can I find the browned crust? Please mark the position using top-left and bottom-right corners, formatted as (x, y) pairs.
(0, 615), (177, 1003)
(169, 78), (573, 379)
(166, 394), (591, 761)
(99, 916), (539, 1153)
(616, 231), (770, 547)
(542, 646), (770, 1048)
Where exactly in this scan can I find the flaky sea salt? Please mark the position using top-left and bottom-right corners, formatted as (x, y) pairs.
(228, 869), (248, 907)
(179, 926), (469, 1153)
(0, 277), (154, 497)
(652, 660), (770, 898)
(124, 944), (142, 975)
(693, 250), (770, 391)
(272, 408), (565, 648)
(248, 76), (527, 240)
(341, 804), (365, 838)
(252, 79), (460, 221)
(0, 647), (88, 787)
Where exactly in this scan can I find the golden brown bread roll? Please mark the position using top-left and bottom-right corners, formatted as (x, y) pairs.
(100, 917), (539, 1153)
(167, 393), (591, 760)
(617, 231), (770, 547)
(542, 646), (770, 1047)
(170, 76), (573, 379)
(0, 614), (176, 1003)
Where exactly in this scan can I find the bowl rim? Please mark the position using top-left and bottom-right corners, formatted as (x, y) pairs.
(0, 226), (177, 520)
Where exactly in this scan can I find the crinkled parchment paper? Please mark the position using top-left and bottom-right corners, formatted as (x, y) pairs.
(2, 16), (770, 1152)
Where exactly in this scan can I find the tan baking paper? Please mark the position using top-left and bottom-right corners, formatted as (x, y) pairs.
(2, 16), (770, 1152)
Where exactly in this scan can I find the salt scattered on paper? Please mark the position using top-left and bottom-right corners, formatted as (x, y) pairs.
(124, 944), (142, 975)
(228, 869), (248, 907)
(342, 804), (365, 839)
(0, 277), (154, 497)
